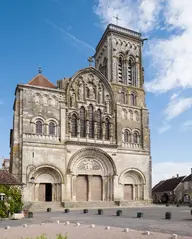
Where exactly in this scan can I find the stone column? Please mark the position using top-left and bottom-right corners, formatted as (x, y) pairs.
(136, 57), (140, 87)
(35, 183), (39, 201)
(60, 107), (66, 142)
(133, 185), (135, 201)
(71, 175), (77, 201)
(102, 177), (105, 201)
(52, 184), (55, 201)
(88, 175), (92, 201)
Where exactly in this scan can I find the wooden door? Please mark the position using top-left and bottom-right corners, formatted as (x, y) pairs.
(124, 184), (133, 200)
(91, 176), (102, 201)
(39, 183), (46, 201)
(76, 175), (88, 201)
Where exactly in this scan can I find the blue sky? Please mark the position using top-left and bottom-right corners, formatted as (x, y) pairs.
(1, 0), (192, 185)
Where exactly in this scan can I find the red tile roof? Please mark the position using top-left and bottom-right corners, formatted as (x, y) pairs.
(27, 74), (56, 89)
(0, 170), (22, 185)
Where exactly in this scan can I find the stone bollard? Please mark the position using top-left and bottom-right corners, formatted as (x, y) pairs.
(98, 209), (103, 215)
(56, 220), (60, 224)
(90, 224), (95, 228)
(65, 221), (70, 225)
(172, 234), (178, 239)
(28, 212), (33, 218)
(5, 226), (10, 230)
(165, 212), (172, 219)
(116, 210), (122, 216)
(143, 231), (150, 235)
(124, 228), (129, 232)
(76, 222), (80, 226)
(105, 226), (110, 230)
(65, 209), (70, 213)
(40, 223), (45, 226)
(137, 212), (143, 218)
(47, 208), (51, 212)
(22, 224), (27, 227)
(83, 209), (88, 214)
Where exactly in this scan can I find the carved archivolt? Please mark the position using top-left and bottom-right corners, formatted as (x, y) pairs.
(66, 67), (115, 112)
(119, 168), (146, 185)
(67, 147), (117, 176)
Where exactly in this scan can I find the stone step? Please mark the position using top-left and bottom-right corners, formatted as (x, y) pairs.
(28, 202), (63, 212)
(62, 201), (116, 208)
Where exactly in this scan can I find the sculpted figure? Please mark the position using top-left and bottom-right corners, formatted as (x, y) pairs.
(78, 81), (84, 101)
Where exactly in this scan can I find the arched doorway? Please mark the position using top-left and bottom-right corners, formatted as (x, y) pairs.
(67, 148), (117, 202)
(29, 166), (63, 202)
(119, 169), (146, 201)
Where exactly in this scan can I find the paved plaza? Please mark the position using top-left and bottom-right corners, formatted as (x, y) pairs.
(0, 206), (192, 237)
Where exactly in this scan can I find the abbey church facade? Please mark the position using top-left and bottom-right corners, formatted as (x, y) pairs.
(10, 24), (152, 206)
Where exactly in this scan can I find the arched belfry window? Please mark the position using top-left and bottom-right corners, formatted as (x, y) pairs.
(118, 57), (123, 82)
(128, 57), (136, 86)
(36, 119), (43, 134)
(130, 92), (137, 106)
(71, 114), (77, 137)
(103, 58), (108, 78)
(88, 104), (94, 138)
(97, 109), (102, 139)
(49, 121), (56, 135)
(105, 118), (110, 140)
(124, 130), (131, 143)
(80, 106), (86, 138)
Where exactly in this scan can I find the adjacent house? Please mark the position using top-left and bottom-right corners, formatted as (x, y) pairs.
(152, 175), (185, 203)
(153, 171), (192, 204)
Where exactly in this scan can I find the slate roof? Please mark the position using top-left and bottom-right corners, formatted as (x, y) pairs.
(152, 176), (186, 193)
(182, 174), (192, 182)
(0, 170), (22, 185)
(27, 74), (56, 89)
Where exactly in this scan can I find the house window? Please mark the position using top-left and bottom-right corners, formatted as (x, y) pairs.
(105, 118), (110, 140)
(71, 114), (77, 137)
(0, 193), (5, 201)
(80, 106), (86, 138)
(36, 120), (43, 134)
(49, 121), (56, 135)
(88, 104), (94, 138)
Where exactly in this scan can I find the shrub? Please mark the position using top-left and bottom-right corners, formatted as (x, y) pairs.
(0, 185), (23, 218)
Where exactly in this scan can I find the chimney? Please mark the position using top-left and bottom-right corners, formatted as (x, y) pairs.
(191, 168), (192, 181)
(177, 174), (179, 179)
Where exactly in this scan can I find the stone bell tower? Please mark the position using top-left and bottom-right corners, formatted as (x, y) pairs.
(94, 24), (143, 89)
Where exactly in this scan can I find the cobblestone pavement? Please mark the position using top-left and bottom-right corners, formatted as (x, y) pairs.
(0, 206), (192, 237)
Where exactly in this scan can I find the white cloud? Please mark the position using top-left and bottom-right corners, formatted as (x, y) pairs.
(164, 96), (192, 120)
(146, 0), (192, 93)
(158, 124), (171, 134)
(94, 0), (162, 33)
(153, 161), (192, 186)
(94, 0), (192, 94)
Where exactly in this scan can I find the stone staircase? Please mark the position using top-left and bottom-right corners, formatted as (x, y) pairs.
(63, 201), (116, 208)
(27, 202), (64, 212)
